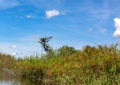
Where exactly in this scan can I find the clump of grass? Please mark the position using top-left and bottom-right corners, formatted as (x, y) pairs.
(0, 53), (15, 69)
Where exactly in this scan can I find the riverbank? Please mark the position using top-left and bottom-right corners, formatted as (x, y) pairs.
(0, 45), (120, 84)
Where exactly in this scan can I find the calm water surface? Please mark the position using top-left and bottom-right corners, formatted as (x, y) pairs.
(0, 69), (40, 85)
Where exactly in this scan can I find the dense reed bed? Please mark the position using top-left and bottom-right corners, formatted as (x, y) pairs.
(0, 45), (120, 84)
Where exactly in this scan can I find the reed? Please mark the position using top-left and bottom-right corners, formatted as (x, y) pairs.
(0, 44), (120, 84)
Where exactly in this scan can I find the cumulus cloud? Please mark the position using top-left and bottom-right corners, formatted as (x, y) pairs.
(0, 0), (19, 9)
(113, 17), (120, 37)
(45, 9), (60, 19)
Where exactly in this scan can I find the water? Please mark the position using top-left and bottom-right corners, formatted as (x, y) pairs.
(0, 69), (39, 85)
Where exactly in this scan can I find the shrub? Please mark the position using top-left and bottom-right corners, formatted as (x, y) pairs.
(58, 45), (76, 56)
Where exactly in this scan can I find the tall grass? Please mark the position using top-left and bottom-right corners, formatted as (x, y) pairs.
(0, 54), (15, 69)
(0, 44), (120, 84)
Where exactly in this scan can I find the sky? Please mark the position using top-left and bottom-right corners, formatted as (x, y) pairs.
(0, 0), (120, 57)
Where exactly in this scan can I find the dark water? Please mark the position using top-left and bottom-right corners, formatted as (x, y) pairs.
(0, 69), (40, 85)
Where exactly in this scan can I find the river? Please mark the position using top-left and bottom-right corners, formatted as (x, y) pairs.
(0, 69), (40, 85)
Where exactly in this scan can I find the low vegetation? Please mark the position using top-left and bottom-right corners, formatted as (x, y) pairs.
(0, 44), (120, 84)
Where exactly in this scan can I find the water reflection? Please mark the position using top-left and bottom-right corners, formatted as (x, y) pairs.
(0, 69), (40, 85)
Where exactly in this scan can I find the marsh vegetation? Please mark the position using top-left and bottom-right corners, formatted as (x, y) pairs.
(0, 44), (120, 84)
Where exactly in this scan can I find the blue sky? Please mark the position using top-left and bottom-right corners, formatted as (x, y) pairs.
(0, 0), (120, 57)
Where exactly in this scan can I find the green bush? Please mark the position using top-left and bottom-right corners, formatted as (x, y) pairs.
(58, 45), (76, 56)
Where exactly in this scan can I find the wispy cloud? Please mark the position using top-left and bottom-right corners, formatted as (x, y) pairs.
(12, 44), (16, 48)
(89, 8), (111, 21)
(0, 42), (42, 58)
(26, 15), (32, 19)
(113, 17), (120, 37)
(99, 28), (107, 33)
(25, 0), (61, 9)
(0, 0), (19, 9)
(19, 35), (40, 42)
(45, 9), (60, 19)
(16, 15), (33, 19)
(88, 28), (93, 32)
(12, 52), (16, 56)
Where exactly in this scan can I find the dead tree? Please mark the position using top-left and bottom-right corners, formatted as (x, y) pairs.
(39, 36), (52, 53)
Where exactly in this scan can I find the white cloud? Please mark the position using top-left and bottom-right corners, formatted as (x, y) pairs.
(99, 28), (107, 33)
(26, 15), (32, 19)
(88, 28), (93, 32)
(113, 17), (120, 37)
(12, 45), (16, 48)
(0, 0), (19, 9)
(45, 9), (60, 19)
(0, 42), (42, 58)
(16, 15), (33, 19)
(12, 52), (16, 56)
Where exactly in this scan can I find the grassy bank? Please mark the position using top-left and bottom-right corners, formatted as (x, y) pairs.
(0, 45), (120, 84)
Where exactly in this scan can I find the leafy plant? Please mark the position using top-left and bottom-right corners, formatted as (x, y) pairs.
(58, 45), (76, 56)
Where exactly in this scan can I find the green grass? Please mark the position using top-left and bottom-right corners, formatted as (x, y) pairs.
(0, 44), (120, 84)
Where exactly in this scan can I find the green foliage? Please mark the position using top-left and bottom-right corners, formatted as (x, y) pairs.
(1, 44), (120, 84)
(0, 54), (15, 69)
(58, 45), (76, 56)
